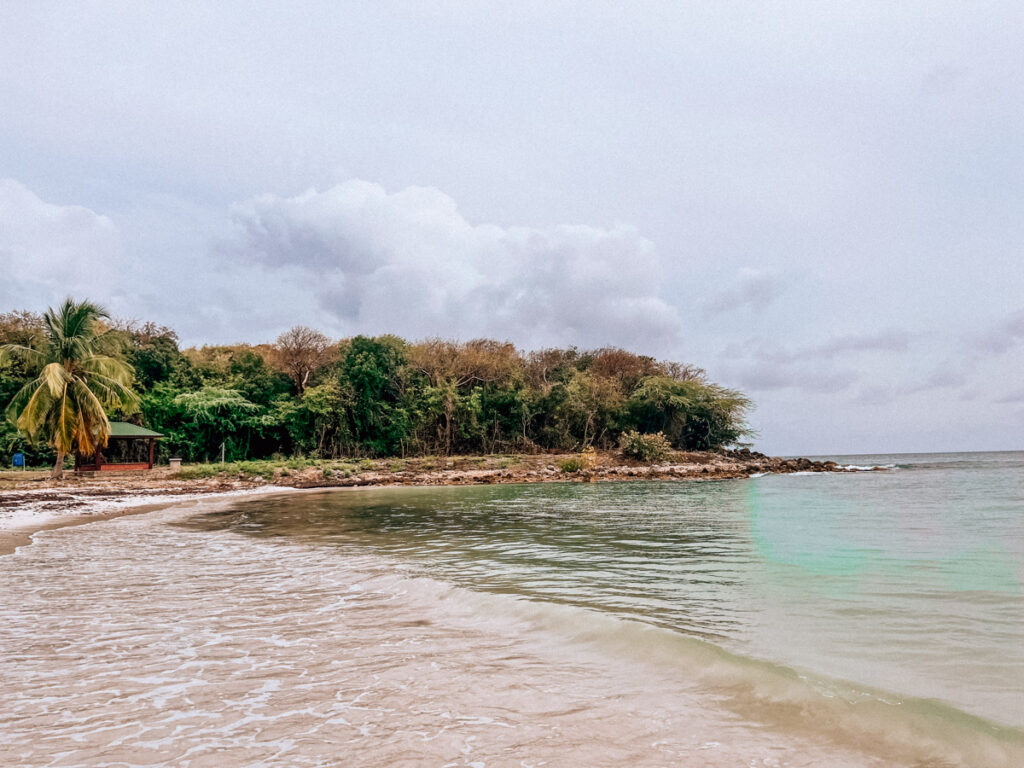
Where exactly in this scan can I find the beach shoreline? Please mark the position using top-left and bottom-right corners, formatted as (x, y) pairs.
(0, 449), (863, 551)
(3, 453), (1020, 767)
(0, 491), (911, 768)
(0, 486), (298, 556)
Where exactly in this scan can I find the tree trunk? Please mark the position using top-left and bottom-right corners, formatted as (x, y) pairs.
(51, 451), (66, 480)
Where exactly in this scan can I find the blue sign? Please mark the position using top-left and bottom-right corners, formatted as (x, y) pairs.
(12, 452), (25, 468)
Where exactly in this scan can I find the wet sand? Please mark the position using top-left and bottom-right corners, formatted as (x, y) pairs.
(0, 495), (913, 767)
(3, 475), (1017, 767)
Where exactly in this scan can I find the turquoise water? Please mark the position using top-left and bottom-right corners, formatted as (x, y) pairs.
(189, 451), (1024, 761)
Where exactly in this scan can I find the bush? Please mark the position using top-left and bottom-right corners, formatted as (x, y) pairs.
(176, 464), (227, 479)
(558, 457), (584, 473)
(619, 430), (672, 462)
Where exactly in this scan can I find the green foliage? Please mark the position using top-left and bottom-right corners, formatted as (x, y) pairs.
(1, 299), (138, 474)
(627, 376), (753, 451)
(175, 463), (226, 479)
(619, 430), (672, 462)
(171, 387), (262, 462)
(1, 301), (756, 466)
(558, 457), (585, 473)
(343, 335), (412, 456)
(277, 382), (352, 458)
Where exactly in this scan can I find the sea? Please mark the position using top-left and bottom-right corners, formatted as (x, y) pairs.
(1, 451), (1021, 766)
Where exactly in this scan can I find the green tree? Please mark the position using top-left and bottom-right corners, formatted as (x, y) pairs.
(553, 370), (624, 448)
(275, 382), (352, 458)
(342, 335), (413, 456)
(1, 299), (139, 478)
(627, 376), (753, 450)
(172, 387), (261, 461)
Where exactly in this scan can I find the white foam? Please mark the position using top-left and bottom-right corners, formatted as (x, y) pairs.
(0, 485), (289, 533)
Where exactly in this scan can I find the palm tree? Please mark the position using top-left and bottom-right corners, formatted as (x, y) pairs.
(1, 299), (139, 478)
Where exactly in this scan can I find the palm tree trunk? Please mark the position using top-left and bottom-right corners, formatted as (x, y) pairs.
(51, 451), (65, 480)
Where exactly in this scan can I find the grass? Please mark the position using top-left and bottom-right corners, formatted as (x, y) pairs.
(171, 452), (574, 481)
(175, 457), (366, 481)
(558, 457), (585, 473)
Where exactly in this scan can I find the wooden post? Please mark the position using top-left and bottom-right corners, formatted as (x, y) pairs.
(148, 439), (155, 469)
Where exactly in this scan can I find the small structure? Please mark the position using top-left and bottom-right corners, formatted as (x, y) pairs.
(75, 422), (163, 472)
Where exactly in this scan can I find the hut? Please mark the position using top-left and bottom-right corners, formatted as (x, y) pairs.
(75, 422), (163, 472)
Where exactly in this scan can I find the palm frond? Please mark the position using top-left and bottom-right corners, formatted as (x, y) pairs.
(0, 343), (46, 369)
(70, 380), (110, 454)
(78, 354), (135, 385)
(43, 298), (110, 364)
(51, 392), (79, 455)
(39, 363), (71, 399)
(11, 377), (56, 438)
(78, 368), (141, 413)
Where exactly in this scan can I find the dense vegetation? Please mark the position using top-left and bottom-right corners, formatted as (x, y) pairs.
(1, 300), (139, 476)
(1, 308), (754, 465)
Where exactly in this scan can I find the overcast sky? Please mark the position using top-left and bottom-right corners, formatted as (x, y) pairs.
(2, 2), (1022, 455)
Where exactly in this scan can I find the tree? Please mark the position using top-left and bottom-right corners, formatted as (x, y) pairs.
(1, 299), (139, 478)
(555, 370), (624, 448)
(111, 320), (185, 389)
(341, 335), (412, 456)
(271, 326), (335, 395)
(584, 347), (663, 394)
(172, 386), (261, 461)
(409, 339), (522, 454)
(627, 376), (753, 450)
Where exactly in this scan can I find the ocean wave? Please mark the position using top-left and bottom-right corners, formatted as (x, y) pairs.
(836, 463), (898, 471)
(7, 496), (1023, 767)
(455, 587), (1024, 768)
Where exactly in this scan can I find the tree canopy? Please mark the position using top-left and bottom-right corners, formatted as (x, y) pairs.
(1, 301), (754, 466)
(1, 299), (139, 476)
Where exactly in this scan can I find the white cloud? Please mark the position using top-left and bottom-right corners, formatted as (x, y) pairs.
(702, 268), (784, 315)
(0, 179), (128, 312)
(224, 180), (682, 351)
(716, 330), (913, 395)
(973, 309), (1024, 355)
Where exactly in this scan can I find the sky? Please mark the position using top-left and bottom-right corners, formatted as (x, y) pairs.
(1, 1), (1022, 455)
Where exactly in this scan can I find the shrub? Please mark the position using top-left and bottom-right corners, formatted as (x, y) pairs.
(558, 457), (584, 473)
(176, 464), (226, 479)
(619, 430), (672, 463)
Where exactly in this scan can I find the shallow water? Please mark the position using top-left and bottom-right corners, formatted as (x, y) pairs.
(2, 452), (1023, 766)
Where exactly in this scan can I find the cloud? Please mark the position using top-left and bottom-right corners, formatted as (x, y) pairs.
(0, 179), (129, 311)
(702, 268), (783, 315)
(224, 180), (682, 351)
(972, 309), (1024, 355)
(716, 330), (912, 394)
(804, 331), (912, 359)
(721, 330), (911, 364)
(994, 389), (1024, 405)
(727, 359), (859, 394)
(919, 64), (969, 97)
(902, 365), (969, 394)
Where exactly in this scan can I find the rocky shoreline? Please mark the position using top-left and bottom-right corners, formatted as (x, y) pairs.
(285, 449), (854, 488)
(0, 450), (877, 541)
(0, 450), (880, 554)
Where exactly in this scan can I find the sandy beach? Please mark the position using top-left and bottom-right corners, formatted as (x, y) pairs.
(3, 453), (1021, 767)
(0, 489), (930, 767)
